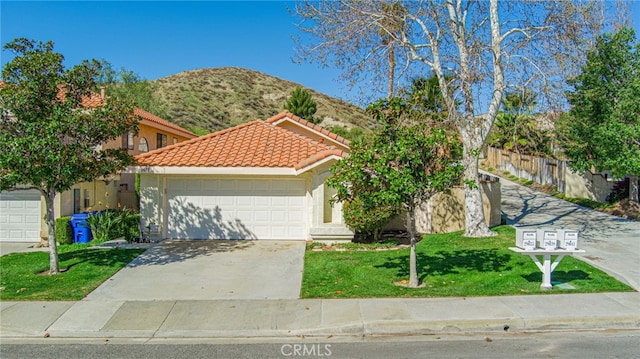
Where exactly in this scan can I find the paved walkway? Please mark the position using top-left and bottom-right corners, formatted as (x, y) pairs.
(500, 178), (640, 291)
(0, 241), (47, 256)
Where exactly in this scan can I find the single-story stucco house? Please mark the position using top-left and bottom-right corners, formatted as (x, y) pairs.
(131, 111), (355, 241)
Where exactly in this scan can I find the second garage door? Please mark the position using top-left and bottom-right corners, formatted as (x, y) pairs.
(0, 189), (42, 242)
(166, 178), (306, 240)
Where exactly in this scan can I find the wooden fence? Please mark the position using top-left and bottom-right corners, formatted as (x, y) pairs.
(484, 147), (615, 202)
(484, 147), (567, 192)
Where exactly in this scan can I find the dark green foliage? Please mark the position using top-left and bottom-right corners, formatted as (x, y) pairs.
(402, 74), (456, 125)
(96, 59), (169, 118)
(0, 38), (138, 194)
(55, 216), (73, 245)
(556, 27), (640, 180)
(0, 38), (138, 273)
(85, 208), (140, 244)
(607, 177), (640, 203)
(328, 97), (463, 240)
(284, 86), (319, 123)
(487, 90), (552, 156)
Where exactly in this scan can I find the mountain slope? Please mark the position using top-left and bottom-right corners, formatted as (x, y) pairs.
(151, 67), (372, 133)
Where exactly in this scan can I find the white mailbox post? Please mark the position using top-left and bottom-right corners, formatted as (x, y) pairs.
(510, 229), (584, 290)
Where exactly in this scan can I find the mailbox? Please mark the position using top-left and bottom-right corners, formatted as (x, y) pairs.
(516, 228), (537, 250)
(536, 229), (558, 250)
(558, 229), (579, 250)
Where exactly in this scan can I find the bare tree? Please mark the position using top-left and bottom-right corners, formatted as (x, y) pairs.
(293, 0), (620, 237)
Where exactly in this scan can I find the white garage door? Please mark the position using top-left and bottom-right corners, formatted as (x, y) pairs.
(0, 190), (42, 242)
(166, 178), (306, 240)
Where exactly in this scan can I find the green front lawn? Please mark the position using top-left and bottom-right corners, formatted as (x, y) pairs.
(0, 245), (145, 301)
(301, 226), (633, 298)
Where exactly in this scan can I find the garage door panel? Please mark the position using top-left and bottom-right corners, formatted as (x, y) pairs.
(289, 211), (305, 222)
(254, 211), (269, 222)
(167, 178), (306, 240)
(236, 197), (252, 207)
(254, 197), (270, 207)
(0, 189), (42, 242)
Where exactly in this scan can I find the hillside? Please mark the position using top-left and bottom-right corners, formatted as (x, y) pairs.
(151, 67), (373, 133)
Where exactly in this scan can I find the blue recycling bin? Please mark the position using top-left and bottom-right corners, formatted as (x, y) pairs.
(70, 213), (93, 243)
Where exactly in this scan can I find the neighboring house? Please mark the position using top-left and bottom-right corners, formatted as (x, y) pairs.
(0, 87), (197, 242)
(132, 111), (354, 241)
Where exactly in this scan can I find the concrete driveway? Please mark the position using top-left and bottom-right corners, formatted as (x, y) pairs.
(500, 178), (640, 291)
(84, 240), (306, 301)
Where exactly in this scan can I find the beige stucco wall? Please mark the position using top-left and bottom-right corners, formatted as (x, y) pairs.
(564, 168), (614, 203)
(103, 122), (195, 155)
(309, 161), (353, 241)
(39, 179), (120, 238)
(384, 179), (502, 234)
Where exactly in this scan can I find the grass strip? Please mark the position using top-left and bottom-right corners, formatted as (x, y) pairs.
(0, 246), (145, 301)
(301, 226), (632, 298)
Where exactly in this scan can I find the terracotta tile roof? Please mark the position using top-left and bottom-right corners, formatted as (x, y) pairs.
(1, 82), (105, 108)
(53, 85), (106, 108)
(135, 120), (348, 170)
(265, 111), (351, 148)
(134, 108), (197, 138)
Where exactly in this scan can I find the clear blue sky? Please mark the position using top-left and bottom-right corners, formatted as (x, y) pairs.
(2, 1), (640, 107)
(1, 1), (350, 100)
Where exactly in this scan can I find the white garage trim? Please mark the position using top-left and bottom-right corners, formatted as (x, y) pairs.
(0, 189), (42, 242)
(165, 177), (307, 240)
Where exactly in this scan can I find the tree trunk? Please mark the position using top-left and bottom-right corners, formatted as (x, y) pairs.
(630, 175), (639, 203)
(44, 190), (60, 274)
(387, 43), (395, 100)
(406, 205), (419, 287)
(461, 141), (497, 238)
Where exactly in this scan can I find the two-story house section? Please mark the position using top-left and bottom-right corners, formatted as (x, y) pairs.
(0, 86), (197, 242)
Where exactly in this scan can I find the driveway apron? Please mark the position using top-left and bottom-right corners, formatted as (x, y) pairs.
(500, 178), (640, 290)
(84, 240), (306, 301)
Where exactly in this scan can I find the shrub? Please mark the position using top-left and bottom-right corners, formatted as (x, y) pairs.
(343, 198), (398, 243)
(55, 216), (74, 245)
(86, 210), (122, 244)
(607, 177), (640, 204)
(118, 208), (140, 242)
(85, 208), (140, 244)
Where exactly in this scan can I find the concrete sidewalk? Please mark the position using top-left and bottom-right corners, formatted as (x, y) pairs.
(1, 292), (639, 340)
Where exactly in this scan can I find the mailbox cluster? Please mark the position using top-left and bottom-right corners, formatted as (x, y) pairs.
(515, 228), (579, 251)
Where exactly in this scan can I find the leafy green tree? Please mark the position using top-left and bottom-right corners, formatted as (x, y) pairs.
(0, 38), (138, 274)
(284, 86), (318, 124)
(487, 90), (552, 156)
(328, 97), (463, 287)
(96, 59), (169, 119)
(556, 27), (640, 202)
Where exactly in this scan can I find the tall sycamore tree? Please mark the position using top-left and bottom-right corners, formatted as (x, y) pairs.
(0, 38), (138, 274)
(293, 0), (622, 237)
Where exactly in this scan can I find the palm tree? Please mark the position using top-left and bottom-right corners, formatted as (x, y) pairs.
(377, 2), (407, 99)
